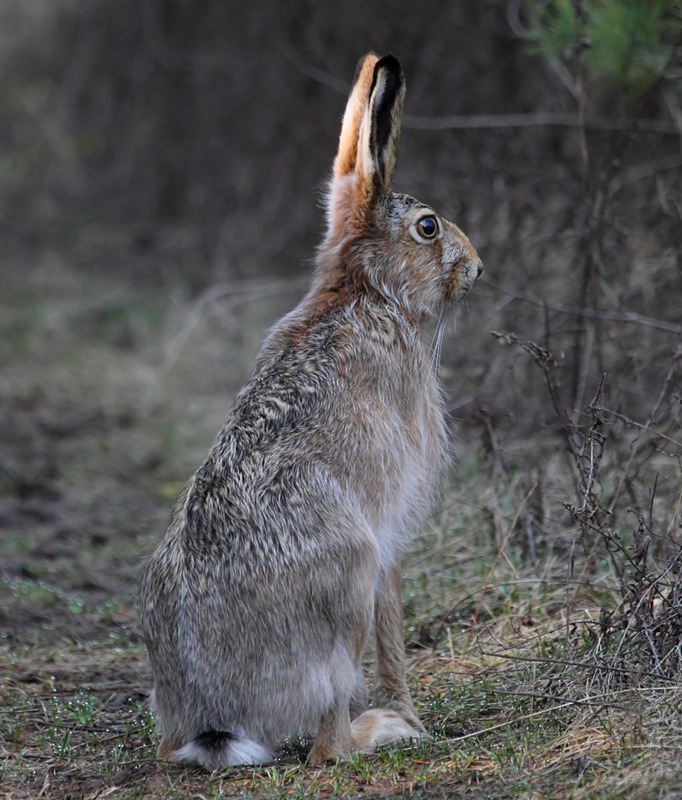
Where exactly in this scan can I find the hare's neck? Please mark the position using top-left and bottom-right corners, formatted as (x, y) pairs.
(308, 250), (426, 327)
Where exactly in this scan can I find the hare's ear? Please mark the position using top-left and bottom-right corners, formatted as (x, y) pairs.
(333, 53), (380, 179)
(326, 54), (404, 241)
(356, 54), (405, 195)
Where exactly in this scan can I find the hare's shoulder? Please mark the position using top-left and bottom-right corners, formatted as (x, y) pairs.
(258, 296), (423, 373)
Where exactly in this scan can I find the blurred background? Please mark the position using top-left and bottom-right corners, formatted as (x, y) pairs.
(1, 2), (682, 795)
(1, 0), (680, 661)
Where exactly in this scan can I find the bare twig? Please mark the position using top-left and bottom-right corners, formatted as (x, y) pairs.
(607, 354), (682, 514)
(478, 649), (674, 682)
(440, 691), (637, 749)
(403, 112), (680, 134)
(468, 484), (536, 628)
(163, 277), (307, 367)
(484, 278), (682, 335)
(277, 45), (350, 94)
(600, 409), (682, 451)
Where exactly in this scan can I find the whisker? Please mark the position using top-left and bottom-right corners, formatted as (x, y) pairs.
(429, 308), (447, 373)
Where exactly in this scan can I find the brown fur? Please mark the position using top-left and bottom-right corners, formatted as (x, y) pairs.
(334, 53), (379, 180)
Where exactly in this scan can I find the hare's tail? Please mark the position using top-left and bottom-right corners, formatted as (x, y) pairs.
(167, 730), (272, 769)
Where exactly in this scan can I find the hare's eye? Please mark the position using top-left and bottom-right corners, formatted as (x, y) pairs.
(416, 216), (438, 240)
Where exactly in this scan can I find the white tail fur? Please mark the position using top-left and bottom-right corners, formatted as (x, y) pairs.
(172, 734), (272, 770)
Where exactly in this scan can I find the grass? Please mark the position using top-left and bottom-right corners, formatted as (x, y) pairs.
(2, 608), (681, 798)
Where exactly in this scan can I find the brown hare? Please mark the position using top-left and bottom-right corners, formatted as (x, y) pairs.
(139, 52), (483, 770)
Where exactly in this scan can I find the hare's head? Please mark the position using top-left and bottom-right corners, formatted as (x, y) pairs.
(318, 53), (483, 320)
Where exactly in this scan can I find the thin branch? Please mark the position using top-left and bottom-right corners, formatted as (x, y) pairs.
(442, 697), (621, 748)
(163, 277), (307, 367)
(606, 352), (681, 513)
(403, 111), (681, 135)
(277, 51), (681, 136)
(600, 408), (682, 450)
(484, 278), (682, 334)
(611, 153), (682, 191)
(477, 649), (674, 682)
(487, 686), (629, 712)
(277, 45), (351, 94)
(471, 484), (537, 625)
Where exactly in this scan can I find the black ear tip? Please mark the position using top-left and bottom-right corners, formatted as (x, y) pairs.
(375, 54), (403, 80)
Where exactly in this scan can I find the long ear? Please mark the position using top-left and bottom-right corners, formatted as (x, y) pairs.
(326, 54), (404, 243)
(356, 54), (405, 194)
(333, 53), (380, 179)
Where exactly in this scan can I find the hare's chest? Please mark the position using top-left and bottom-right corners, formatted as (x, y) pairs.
(371, 379), (446, 566)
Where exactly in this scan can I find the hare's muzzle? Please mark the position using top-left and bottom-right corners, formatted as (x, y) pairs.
(465, 256), (484, 290)
(447, 254), (483, 302)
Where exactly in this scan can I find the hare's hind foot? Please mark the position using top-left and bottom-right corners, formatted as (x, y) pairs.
(307, 708), (426, 765)
(159, 730), (272, 770)
(373, 687), (426, 735)
(351, 708), (426, 752)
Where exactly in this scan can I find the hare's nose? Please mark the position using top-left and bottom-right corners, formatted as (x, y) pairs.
(475, 261), (484, 279)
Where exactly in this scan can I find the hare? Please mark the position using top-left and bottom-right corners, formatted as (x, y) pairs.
(139, 52), (483, 771)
